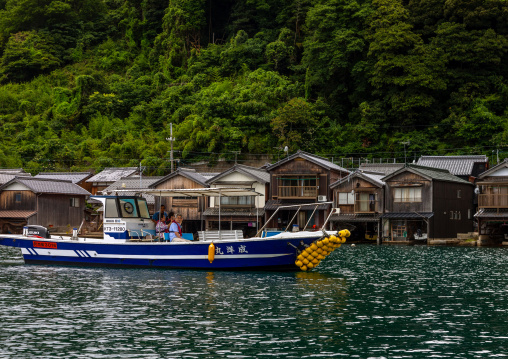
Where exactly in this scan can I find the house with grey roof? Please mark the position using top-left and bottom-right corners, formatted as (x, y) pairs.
(381, 164), (474, 242)
(264, 150), (350, 231)
(329, 170), (385, 241)
(474, 159), (508, 243)
(34, 172), (93, 192)
(0, 168), (31, 185)
(416, 155), (488, 181)
(0, 177), (90, 234)
(358, 163), (404, 175)
(149, 168), (219, 234)
(86, 167), (139, 195)
(204, 164), (269, 237)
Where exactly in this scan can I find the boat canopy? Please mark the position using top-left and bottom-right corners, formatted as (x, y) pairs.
(110, 187), (262, 197)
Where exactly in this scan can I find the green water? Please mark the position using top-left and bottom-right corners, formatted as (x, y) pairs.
(0, 244), (507, 358)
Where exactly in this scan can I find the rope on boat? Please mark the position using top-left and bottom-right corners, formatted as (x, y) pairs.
(294, 229), (351, 271)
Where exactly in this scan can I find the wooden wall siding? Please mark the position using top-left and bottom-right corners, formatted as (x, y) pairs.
(153, 175), (206, 220)
(36, 194), (86, 228)
(333, 178), (384, 213)
(0, 191), (36, 211)
(270, 158), (341, 199)
(384, 172), (432, 213)
(432, 181), (474, 238)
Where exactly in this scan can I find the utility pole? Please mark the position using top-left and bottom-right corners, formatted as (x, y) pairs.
(401, 141), (410, 164)
(166, 123), (175, 173)
(232, 150), (241, 165)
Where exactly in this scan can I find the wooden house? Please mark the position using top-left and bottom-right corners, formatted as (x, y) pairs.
(0, 177), (90, 234)
(149, 168), (217, 234)
(474, 159), (508, 241)
(34, 172), (93, 193)
(204, 164), (269, 237)
(330, 170), (385, 241)
(264, 150), (349, 230)
(382, 164), (474, 242)
(85, 167), (139, 195)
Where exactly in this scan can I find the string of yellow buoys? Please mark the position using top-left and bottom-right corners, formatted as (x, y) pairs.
(294, 229), (351, 271)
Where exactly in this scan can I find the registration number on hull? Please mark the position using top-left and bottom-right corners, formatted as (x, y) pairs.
(33, 241), (57, 249)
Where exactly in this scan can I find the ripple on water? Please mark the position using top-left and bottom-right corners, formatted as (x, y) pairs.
(1, 245), (508, 358)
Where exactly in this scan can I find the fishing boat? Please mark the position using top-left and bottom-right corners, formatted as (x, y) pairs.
(0, 188), (349, 270)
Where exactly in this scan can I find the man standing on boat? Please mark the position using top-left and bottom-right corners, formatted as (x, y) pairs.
(152, 205), (168, 224)
(169, 214), (185, 242)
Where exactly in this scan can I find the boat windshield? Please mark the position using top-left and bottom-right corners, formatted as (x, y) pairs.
(119, 198), (138, 218)
(137, 198), (151, 219)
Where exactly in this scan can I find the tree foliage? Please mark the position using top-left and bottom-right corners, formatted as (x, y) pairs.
(0, 0), (507, 173)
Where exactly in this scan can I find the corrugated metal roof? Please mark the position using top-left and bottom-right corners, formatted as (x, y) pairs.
(264, 199), (330, 211)
(0, 210), (37, 218)
(86, 167), (139, 182)
(417, 156), (488, 176)
(381, 212), (434, 219)
(202, 207), (265, 216)
(330, 213), (380, 222)
(474, 208), (508, 218)
(34, 172), (92, 184)
(359, 163), (404, 175)
(1, 177), (91, 195)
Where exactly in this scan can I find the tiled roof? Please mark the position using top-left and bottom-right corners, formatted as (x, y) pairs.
(417, 155), (488, 176)
(0, 177), (91, 195)
(266, 150), (349, 173)
(330, 213), (381, 222)
(0, 168), (27, 174)
(86, 167), (138, 182)
(0, 173), (31, 185)
(34, 172), (92, 184)
(264, 199), (330, 211)
(383, 164), (472, 185)
(202, 207), (265, 216)
(207, 164), (270, 184)
(0, 210), (37, 219)
(359, 163), (404, 175)
(381, 212), (434, 219)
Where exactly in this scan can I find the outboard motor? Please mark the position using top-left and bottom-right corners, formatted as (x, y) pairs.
(26, 225), (51, 239)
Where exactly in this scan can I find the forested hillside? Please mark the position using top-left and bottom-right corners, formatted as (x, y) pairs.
(0, 0), (507, 174)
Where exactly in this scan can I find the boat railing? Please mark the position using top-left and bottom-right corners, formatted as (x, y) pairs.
(254, 202), (335, 238)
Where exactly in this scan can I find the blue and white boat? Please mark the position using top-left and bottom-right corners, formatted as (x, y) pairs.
(0, 188), (346, 270)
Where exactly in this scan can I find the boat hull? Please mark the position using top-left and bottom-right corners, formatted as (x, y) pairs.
(0, 233), (326, 270)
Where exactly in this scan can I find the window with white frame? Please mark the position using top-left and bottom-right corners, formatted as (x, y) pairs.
(338, 192), (354, 205)
(394, 187), (422, 203)
(70, 197), (80, 207)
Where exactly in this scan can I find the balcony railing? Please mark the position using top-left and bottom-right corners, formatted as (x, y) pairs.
(354, 200), (378, 213)
(278, 186), (318, 199)
(478, 194), (508, 208)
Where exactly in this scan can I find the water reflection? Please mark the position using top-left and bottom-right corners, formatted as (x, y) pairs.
(0, 245), (508, 357)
